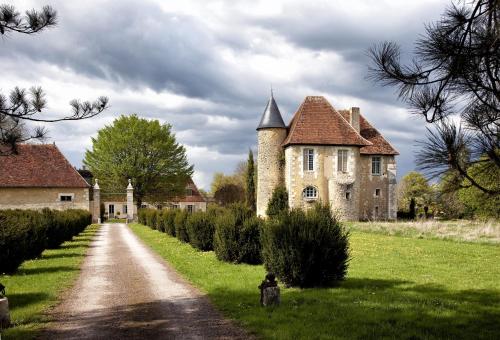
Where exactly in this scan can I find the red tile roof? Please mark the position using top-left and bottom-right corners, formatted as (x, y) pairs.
(0, 144), (89, 188)
(338, 110), (399, 155)
(174, 177), (206, 203)
(282, 96), (372, 147)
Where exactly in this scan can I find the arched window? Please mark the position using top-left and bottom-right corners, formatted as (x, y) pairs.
(302, 186), (318, 199)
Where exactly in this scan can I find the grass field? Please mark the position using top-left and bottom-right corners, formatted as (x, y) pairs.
(130, 223), (500, 339)
(0, 224), (100, 339)
(346, 219), (500, 244)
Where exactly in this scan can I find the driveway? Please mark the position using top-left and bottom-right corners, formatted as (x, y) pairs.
(39, 223), (250, 339)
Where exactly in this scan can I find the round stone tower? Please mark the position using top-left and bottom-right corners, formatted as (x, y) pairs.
(256, 92), (287, 217)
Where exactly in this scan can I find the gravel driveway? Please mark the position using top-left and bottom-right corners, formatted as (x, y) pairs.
(39, 223), (250, 339)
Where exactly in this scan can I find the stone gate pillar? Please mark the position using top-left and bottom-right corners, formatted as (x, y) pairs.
(127, 179), (134, 221)
(387, 164), (397, 220)
(93, 179), (101, 223)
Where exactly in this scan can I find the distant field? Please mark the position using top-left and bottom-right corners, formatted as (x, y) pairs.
(131, 223), (500, 340)
(346, 219), (500, 244)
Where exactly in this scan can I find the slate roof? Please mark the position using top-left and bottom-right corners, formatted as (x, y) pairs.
(256, 93), (286, 130)
(0, 144), (90, 188)
(282, 96), (372, 147)
(338, 110), (399, 155)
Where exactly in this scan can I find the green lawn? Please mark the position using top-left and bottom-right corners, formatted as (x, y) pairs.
(0, 224), (100, 339)
(130, 223), (500, 339)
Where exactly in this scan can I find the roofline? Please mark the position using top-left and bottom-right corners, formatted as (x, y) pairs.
(52, 143), (92, 188)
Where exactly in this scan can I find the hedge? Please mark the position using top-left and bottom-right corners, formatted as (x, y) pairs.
(261, 204), (350, 287)
(0, 209), (92, 274)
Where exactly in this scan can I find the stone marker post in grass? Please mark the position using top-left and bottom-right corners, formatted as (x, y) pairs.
(258, 273), (280, 307)
(0, 283), (11, 329)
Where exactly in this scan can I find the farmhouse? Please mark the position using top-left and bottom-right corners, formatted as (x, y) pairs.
(0, 144), (91, 211)
(256, 95), (399, 221)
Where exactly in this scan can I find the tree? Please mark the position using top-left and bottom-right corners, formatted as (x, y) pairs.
(266, 185), (289, 218)
(213, 184), (245, 206)
(397, 171), (433, 217)
(210, 172), (244, 195)
(369, 0), (499, 196)
(84, 115), (193, 209)
(246, 149), (256, 212)
(0, 4), (108, 154)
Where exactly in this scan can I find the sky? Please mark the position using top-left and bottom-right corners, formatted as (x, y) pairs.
(1, 0), (450, 190)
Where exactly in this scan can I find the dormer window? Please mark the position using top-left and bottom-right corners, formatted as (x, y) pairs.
(303, 148), (314, 171)
(337, 150), (348, 172)
(302, 186), (318, 200)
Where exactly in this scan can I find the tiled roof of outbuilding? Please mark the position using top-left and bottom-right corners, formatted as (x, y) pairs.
(282, 96), (372, 147)
(0, 144), (89, 188)
(338, 110), (399, 155)
(175, 177), (206, 203)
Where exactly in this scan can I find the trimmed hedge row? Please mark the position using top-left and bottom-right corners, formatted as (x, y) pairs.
(138, 201), (350, 287)
(139, 204), (263, 264)
(0, 208), (92, 274)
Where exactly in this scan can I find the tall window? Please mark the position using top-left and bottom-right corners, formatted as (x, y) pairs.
(372, 156), (381, 175)
(302, 186), (317, 199)
(187, 205), (194, 213)
(338, 150), (348, 172)
(303, 148), (314, 171)
(123, 205), (128, 214)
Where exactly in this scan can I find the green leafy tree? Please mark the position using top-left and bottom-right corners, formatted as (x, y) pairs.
(246, 149), (256, 212)
(398, 172), (433, 216)
(84, 115), (193, 209)
(210, 172), (243, 195)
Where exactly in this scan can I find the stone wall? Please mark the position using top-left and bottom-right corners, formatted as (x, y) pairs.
(285, 145), (361, 221)
(358, 155), (396, 220)
(257, 128), (287, 217)
(0, 187), (90, 211)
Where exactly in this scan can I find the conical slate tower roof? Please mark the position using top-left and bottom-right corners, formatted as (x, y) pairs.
(256, 92), (286, 130)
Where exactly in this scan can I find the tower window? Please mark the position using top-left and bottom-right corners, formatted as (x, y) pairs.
(375, 188), (381, 197)
(345, 192), (351, 200)
(302, 186), (318, 199)
(303, 149), (314, 171)
(372, 156), (381, 175)
(338, 150), (348, 172)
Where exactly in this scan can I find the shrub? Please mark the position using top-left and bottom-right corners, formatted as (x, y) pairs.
(261, 204), (350, 287)
(174, 210), (189, 242)
(266, 185), (289, 218)
(0, 209), (91, 274)
(138, 209), (158, 229)
(186, 210), (217, 251)
(163, 209), (177, 236)
(213, 203), (261, 264)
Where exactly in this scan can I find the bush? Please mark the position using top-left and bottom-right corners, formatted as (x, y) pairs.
(186, 210), (217, 251)
(0, 209), (91, 274)
(174, 210), (189, 243)
(266, 185), (289, 218)
(138, 208), (158, 229)
(213, 203), (261, 264)
(261, 204), (349, 287)
(163, 209), (177, 236)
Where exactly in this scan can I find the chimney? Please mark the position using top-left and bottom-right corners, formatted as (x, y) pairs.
(350, 107), (360, 133)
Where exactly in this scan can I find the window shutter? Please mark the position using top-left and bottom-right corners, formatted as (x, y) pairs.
(303, 149), (307, 171)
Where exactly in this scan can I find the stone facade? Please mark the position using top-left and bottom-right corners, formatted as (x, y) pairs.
(0, 187), (90, 211)
(256, 128), (287, 217)
(257, 95), (398, 221)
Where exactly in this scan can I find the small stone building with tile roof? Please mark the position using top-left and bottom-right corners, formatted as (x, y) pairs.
(257, 95), (398, 221)
(0, 144), (91, 211)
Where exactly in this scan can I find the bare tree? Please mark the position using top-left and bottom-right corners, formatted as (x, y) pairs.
(369, 0), (499, 196)
(0, 4), (108, 154)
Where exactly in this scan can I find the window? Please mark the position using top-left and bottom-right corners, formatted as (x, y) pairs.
(172, 204), (179, 209)
(303, 148), (314, 171)
(187, 205), (194, 213)
(59, 195), (72, 202)
(375, 188), (381, 197)
(345, 192), (351, 200)
(337, 150), (348, 172)
(372, 156), (381, 175)
(123, 205), (128, 214)
(140, 204), (147, 209)
(186, 188), (193, 196)
(109, 204), (115, 214)
(302, 186), (318, 199)
(345, 184), (352, 200)
(374, 206), (379, 216)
